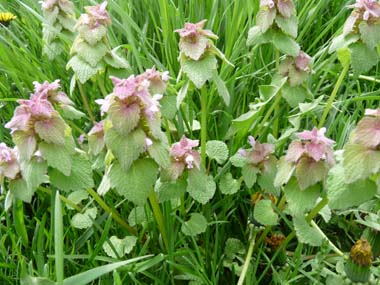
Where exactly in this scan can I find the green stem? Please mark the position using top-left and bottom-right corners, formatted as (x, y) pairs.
(148, 190), (169, 252)
(318, 64), (349, 128)
(87, 188), (137, 236)
(237, 228), (257, 285)
(97, 74), (108, 98)
(255, 92), (282, 136)
(38, 186), (82, 212)
(78, 81), (95, 122)
(306, 196), (328, 222)
(200, 85), (208, 168)
(310, 220), (344, 257)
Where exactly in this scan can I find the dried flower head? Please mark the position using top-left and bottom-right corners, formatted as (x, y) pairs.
(0, 143), (20, 179)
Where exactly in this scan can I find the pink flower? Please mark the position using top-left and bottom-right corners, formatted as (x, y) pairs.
(365, 108), (380, 116)
(276, 0), (295, 18)
(88, 120), (105, 136)
(260, 0), (275, 9)
(0, 143), (20, 179)
(88, 121), (105, 155)
(175, 20), (217, 40)
(279, 50), (312, 86)
(170, 135), (200, 170)
(239, 136), (275, 165)
(286, 127), (335, 164)
(348, 0), (380, 21)
(41, 0), (58, 10)
(33, 80), (73, 106)
(84, 1), (111, 27)
(143, 67), (170, 95)
(295, 51), (311, 72)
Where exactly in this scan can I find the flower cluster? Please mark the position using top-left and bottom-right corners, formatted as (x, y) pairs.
(351, 109), (380, 148)
(68, 1), (129, 84)
(41, 0), (76, 59)
(97, 70), (167, 135)
(166, 136), (200, 180)
(88, 121), (105, 155)
(344, 0), (380, 35)
(279, 127), (335, 190)
(279, 51), (312, 86)
(238, 136), (275, 171)
(5, 80), (68, 160)
(257, 0), (296, 33)
(175, 19), (218, 61)
(0, 143), (20, 180)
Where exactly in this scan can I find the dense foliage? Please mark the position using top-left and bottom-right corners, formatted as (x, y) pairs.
(1, 0), (380, 284)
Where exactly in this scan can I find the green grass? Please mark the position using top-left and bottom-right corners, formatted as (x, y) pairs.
(1, 0), (380, 284)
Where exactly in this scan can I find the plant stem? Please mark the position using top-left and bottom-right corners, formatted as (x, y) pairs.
(310, 220), (344, 257)
(237, 228), (257, 285)
(87, 188), (137, 236)
(200, 85), (208, 168)
(306, 196), (328, 222)
(78, 81), (95, 122)
(38, 186), (82, 212)
(318, 64), (349, 128)
(148, 190), (169, 252)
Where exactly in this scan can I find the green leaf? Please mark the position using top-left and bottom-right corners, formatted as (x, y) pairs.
(161, 95), (177, 119)
(284, 177), (320, 216)
(108, 101), (140, 135)
(128, 206), (150, 227)
(241, 164), (258, 188)
(181, 213), (208, 236)
(349, 42), (378, 75)
(274, 157), (295, 187)
(327, 164), (377, 210)
(337, 47), (351, 67)
(61, 104), (85, 120)
(257, 158), (280, 196)
(97, 169), (111, 196)
(62, 256), (152, 285)
(187, 169), (216, 204)
(180, 36), (208, 61)
(71, 207), (97, 229)
(230, 153), (247, 167)
(253, 199), (278, 226)
(256, 8), (276, 33)
(225, 238), (245, 259)
(281, 84), (307, 108)
(212, 72), (230, 105)
(102, 235), (137, 258)
(359, 22), (380, 49)
(147, 141), (170, 169)
(49, 153), (94, 192)
(20, 158), (48, 193)
(66, 190), (89, 210)
(206, 140), (229, 164)
(103, 50), (130, 69)
(39, 138), (74, 176)
(34, 117), (66, 145)
(293, 215), (323, 246)
(343, 144), (380, 183)
(105, 128), (146, 171)
(182, 55), (218, 89)
(72, 39), (109, 67)
(296, 158), (327, 190)
(155, 178), (187, 202)
(219, 173), (241, 195)
(247, 27), (272, 46)
(109, 159), (158, 205)
(9, 179), (32, 203)
(176, 80), (189, 109)
(77, 24), (107, 46)
(329, 34), (360, 53)
(272, 32), (300, 56)
(67, 55), (103, 84)
(275, 15), (298, 38)
(12, 131), (36, 161)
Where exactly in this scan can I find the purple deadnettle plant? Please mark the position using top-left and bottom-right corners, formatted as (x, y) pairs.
(175, 19), (232, 90)
(279, 51), (312, 87)
(0, 143), (20, 180)
(40, 0), (76, 59)
(234, 136), (276, 189)
(164, 135), (201, 181)
(275, 127), (335, 190)
(67, 1), (129, 84)
(343, 109), (380, 183)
